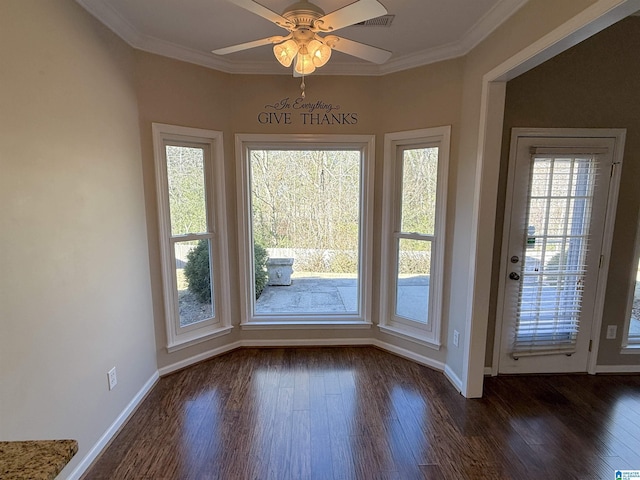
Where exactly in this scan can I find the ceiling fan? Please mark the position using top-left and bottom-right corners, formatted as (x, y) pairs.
(212, 0), (393, 77)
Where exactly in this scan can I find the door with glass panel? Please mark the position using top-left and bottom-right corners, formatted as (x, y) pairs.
(498, 131), (621, 374)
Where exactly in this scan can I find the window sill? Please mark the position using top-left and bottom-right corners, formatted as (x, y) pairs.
(240, 320), (373, 330)
(378, 324), (441, 350)
(620, 344), (640, 354)
(167, 325), (233, 353)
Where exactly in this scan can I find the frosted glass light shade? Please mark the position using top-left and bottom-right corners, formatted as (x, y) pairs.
(308, 39), (331, 68)
(294, 53), (316, 75)
(273, 39), (299, 67)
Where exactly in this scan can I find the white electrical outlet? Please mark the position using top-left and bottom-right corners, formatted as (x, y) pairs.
(453, 330), (460, 347)
(606, 325), (617, 340)
(108, 367), (117, 390)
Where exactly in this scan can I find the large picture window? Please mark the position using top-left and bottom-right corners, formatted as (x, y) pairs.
(380, 127), (450, 346)
(153, 124), (231, 351)
(236, 134), (374, 327)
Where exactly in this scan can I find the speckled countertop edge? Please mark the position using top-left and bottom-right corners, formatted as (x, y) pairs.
(0, 439), (78, 480)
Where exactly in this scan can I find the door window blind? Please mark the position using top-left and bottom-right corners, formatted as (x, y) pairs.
(512, 154), (599, 357)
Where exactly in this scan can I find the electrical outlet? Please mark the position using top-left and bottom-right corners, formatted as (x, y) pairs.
(108, 367), (117, 390)
(453, 330), (460, 347)
(606, 325), (617, 340)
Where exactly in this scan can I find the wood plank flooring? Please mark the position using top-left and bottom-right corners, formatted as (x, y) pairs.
(82, 347), (640, 479)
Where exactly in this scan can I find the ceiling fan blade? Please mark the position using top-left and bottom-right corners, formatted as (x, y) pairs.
(328, 36), (392, 64)
(226, 0), (292, 28)
(212, 36), (286, 55)
(315, 0), (387, 32)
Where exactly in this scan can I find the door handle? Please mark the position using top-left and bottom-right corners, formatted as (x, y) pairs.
(509, 272), (520, 281)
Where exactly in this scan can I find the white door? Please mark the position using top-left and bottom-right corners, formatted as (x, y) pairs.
(497, 129), (624, 374)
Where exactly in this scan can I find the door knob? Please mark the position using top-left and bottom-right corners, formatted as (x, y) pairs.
(509, 272), (520, 281)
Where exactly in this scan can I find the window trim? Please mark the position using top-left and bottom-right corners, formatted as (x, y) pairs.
(235, 133), (375, 327)
(379, 127), (450, 348)
(153, 123), (232, 352)
(622, 211), (640, 353)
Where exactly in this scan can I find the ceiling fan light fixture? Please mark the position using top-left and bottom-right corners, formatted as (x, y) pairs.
(273, 39), (299, 67)
(294, 51), (316, 75)
(308, 39), (331, 67)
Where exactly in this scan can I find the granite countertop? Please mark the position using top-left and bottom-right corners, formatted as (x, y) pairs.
(0, 440), (78, 480)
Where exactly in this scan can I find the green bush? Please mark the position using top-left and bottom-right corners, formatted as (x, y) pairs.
(254, 243), (269, 299)
(184, 240), (270, 302)
(330, 251), (358, 274)
(184, 240), (211, 303)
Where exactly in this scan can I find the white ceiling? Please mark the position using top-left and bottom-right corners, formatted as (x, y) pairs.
(77, 0), (529, 75)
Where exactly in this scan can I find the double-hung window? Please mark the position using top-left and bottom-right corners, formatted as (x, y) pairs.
(153, 124), (231, 351)
(379, 127), (450, 347)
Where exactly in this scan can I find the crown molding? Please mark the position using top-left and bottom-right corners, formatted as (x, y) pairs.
(77, 0), (141, 45)
(458, 0), (529, 52)
(77, 0), (530, 76)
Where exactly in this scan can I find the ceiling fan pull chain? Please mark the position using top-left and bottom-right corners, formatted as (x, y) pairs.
(300, 76), (306, 99)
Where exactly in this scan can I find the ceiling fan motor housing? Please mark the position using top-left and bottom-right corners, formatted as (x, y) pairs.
(282, 0), (326, 30)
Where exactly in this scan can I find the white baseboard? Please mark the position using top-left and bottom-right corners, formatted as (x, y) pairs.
(240, 337), (374, 347)
(158, 338), (372, 376)
(158, 341), (243, 376)
(484, 367), (494, 376)
(372, 339), (445, 372)
(65, 371), (159, 480)
(444, 365), (463, 394)
(158, 337), (445, 377)
(595, 364), (640, 373)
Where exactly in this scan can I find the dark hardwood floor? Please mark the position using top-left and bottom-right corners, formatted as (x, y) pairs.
(82, 347), (640, 479)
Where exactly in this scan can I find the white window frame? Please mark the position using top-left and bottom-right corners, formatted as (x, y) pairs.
(379, 127), (450, 348)
(235, 133), (375, 329)
(622, 213), (640, 352)
(153, 123), (232, 352)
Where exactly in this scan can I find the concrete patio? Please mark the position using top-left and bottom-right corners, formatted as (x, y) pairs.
(254, 274), (640, 337)
(255, 274), (429, 321)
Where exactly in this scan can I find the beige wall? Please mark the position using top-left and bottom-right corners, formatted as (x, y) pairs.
(486, 16), (640, 367)
(0, 0), (157, 475)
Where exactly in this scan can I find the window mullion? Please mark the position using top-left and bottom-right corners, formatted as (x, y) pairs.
(171, 232), (212, 243)
(395, 232), (435, 242)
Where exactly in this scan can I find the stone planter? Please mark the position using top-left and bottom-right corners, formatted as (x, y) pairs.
(266, 258), (294, 286)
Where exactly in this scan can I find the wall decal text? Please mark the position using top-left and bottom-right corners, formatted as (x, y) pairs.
(258, 97), (358, 126)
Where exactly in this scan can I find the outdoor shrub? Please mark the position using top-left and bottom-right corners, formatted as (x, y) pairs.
(184, 240), (211, 303)
(254, 243), (269, 299)
(330, 251), (358, 274)
(184, 240), (270, 302)
(300, 250), (328, 272)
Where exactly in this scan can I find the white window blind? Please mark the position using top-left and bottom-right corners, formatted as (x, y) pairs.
(512, 154), (599, 357)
